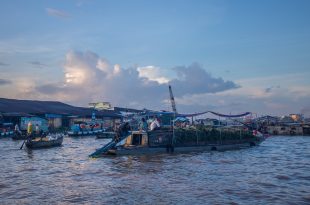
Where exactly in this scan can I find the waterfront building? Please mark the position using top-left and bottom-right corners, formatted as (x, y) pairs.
(0, 98), (122, 131)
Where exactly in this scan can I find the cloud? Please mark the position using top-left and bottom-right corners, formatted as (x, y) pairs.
(137, 66), (170, 84)
(301, 106), (310, 117)
(265, 85), (280, 93)
(170, 63), (239, 96)
(0, 62), (9, 66)
(76, 0), (88, 7)
(31, 51), (238, 110)
(265, 87), (272, 93)
(172, 71), (310, 115)
(2, 50), (310, 116)
(0, 79), (12, 86)
(29, 61), (47, 68)
(46, 8), (70, 19)
(35, 83), (64, 94)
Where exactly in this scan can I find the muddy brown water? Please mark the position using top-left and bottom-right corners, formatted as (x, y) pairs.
(0, 136), (309, 204)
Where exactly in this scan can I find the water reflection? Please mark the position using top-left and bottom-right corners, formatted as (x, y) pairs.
(26, 148), (34, 159)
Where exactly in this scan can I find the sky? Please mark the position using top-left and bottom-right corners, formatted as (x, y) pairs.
(0, 0), (310, 117)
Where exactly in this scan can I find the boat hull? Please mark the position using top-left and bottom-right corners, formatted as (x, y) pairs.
(107, 137), (265, 156)
(90, 127), (266, 157)
(25, 136), (63, 149)
(12, 133), (28, 140)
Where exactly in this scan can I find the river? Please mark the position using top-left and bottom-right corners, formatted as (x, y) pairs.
(0, 135), (309, 205)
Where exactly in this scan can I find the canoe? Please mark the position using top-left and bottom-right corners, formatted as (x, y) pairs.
(12, 132), (28, 140)
(25, 135), (64, 149)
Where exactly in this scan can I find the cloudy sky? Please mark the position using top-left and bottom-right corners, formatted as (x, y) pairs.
(0, 0), (310, 116)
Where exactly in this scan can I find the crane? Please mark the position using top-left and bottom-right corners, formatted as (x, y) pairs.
(168, 85), (177, 113)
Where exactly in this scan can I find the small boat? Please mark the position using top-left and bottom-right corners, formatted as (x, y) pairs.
(12, 132), (28, 140)
(89, 127), (266, 158)
(96, 131), (116, 139)
(0, 122), (14, 138)
(0, 131), (14, 138)
(67, 129), (105, 137)
(25, 134), (64, 149)
(67, 121), (106, 137)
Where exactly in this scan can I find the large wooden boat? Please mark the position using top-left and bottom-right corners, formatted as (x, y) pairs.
(25, 134), (64, 149)
(89, 127), (266, 158)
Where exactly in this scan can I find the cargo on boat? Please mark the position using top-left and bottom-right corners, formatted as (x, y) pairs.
(89, 126), (265, 157)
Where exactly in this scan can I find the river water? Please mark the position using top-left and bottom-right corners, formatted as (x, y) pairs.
(0, 136), (309, 205)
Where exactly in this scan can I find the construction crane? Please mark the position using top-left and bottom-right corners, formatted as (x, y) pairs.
(168, 85), (177, 113)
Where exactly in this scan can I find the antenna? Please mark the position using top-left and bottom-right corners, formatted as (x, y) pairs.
(168, 85), (177, 113)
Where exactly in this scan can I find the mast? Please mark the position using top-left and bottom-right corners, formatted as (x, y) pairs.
(168, 85), (177, 113)
(168, 85), (177, 153)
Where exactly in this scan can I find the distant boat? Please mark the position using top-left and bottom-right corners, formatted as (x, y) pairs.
(67, 121), (106, 137)
(25, 134), (64, 149)
(0, 131), (14, 138)
(67, 129), (105, 137)
(0, 122), (14, 137)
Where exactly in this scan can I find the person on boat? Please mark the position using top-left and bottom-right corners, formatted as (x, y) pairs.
(27, 121), (34, 140)
(14, 124), (21, 134)
(114, 122), (131, 143)
(35, 124), (40, 137)
(139, 118), (148, 132)
(150, 117), (160, 131)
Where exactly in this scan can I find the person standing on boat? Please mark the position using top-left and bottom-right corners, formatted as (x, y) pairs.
(35, 124), (40, 137)
(139, 118), (148, 132)
(114, 122), (131, 143)
(150, 117), (160, 131)
(14, 124), (21, 134)
(27, 121), (33, 140)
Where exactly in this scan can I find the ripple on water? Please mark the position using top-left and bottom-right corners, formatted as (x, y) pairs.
(0, 136), (309, 204)
(275, 175), (291, 180)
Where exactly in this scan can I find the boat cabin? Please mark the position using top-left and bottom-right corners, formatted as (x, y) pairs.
(124, 131), (148, 147)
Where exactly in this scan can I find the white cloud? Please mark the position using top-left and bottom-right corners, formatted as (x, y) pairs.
(31, 51), (238, 110)
(46, 8), (70, 19)
(173, 73), (310, 116)
(0, 79), (12, 86)
(137, 66), (170, 84)
(5, 50), (309, 116)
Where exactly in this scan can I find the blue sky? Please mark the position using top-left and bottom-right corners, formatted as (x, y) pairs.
(0, 0), (310, 116)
